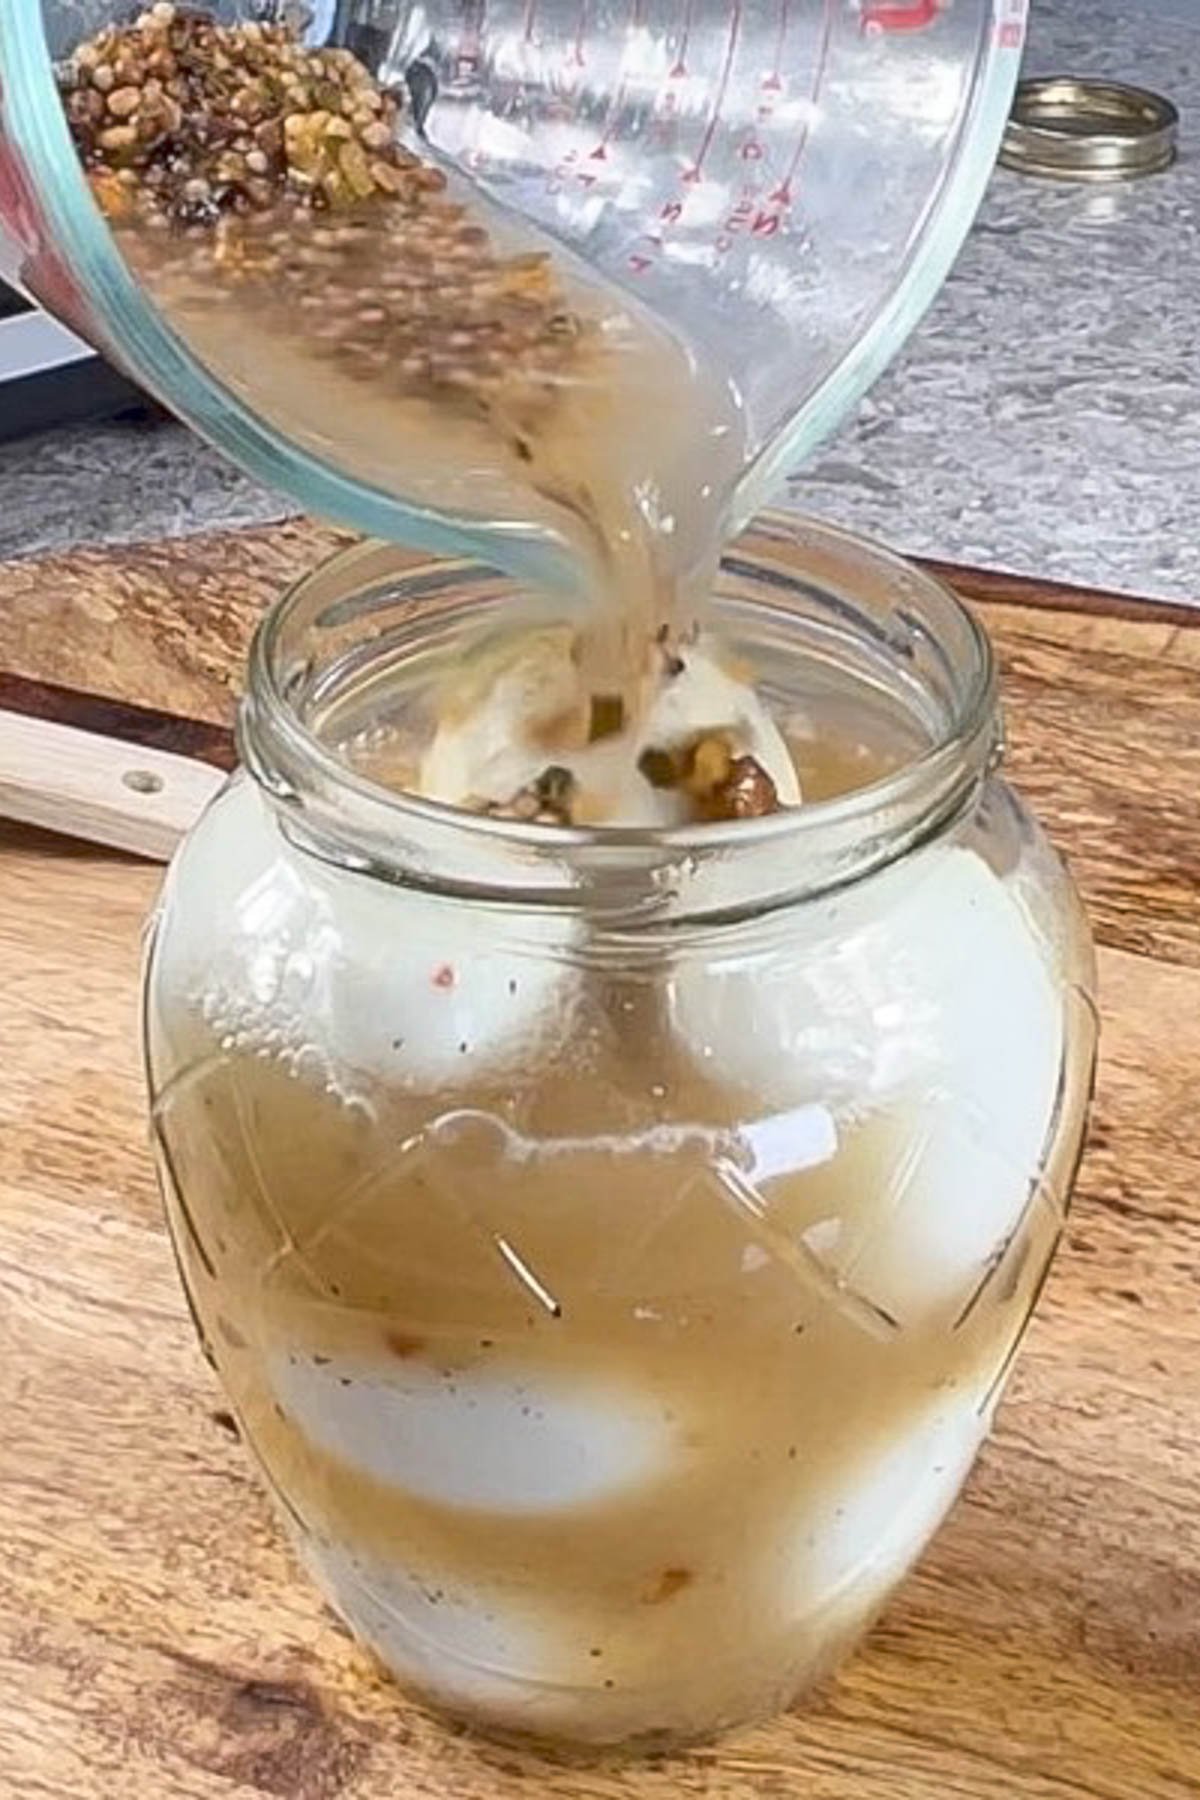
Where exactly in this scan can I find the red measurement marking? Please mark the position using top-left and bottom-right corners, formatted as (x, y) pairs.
(669, 0), (695, 78)
(762, 0), (790, 91)
(996, 18), (1024, 49)
(770, 0), (835, 208)
(683, 0), (744, 183)
(860, 0), (943, 31)
(712, 186), (771, 259)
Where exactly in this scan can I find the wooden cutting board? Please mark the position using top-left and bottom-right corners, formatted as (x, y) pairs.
(1, 520), (1198, 1800)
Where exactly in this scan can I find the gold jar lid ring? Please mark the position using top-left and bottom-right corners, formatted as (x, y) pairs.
(1000, 77), (1179, 182)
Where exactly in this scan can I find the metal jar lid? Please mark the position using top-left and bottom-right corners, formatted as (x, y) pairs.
(1000, 77), (1179, 182)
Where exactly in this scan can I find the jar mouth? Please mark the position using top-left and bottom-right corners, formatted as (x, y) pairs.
(242, 513), (998, 915)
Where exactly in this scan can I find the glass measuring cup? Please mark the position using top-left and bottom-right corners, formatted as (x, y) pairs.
(1, 0), (1026, 582)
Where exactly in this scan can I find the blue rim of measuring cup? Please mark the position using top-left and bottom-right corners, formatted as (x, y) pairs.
(3, 2), (1024, 574)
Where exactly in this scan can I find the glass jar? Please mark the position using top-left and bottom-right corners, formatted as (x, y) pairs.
(143, 515), (1096, 1752)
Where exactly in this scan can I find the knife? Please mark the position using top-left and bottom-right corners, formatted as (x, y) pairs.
(0, 681), (232, 863)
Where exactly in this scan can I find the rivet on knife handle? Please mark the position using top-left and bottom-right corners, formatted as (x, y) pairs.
(0, 709), (227, 862)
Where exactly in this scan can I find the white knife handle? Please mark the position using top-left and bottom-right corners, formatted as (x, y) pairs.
(0, 708), (228, 863)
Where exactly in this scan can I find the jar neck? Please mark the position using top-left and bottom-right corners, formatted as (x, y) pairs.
(239, 520), (1000, 925)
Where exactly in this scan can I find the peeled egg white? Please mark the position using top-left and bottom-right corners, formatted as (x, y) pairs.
(269, 1350), (679, 1512)
(781, 1394), (986, 1614)
(153, 776), (571, 1092)
(668, 845), (1065, 1325)
(419, 628), (801, 826)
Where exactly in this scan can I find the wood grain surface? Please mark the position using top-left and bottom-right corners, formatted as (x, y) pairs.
(1, 523), (1198, 1800)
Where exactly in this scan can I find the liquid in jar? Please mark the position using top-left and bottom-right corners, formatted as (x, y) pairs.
(146, 678), (1073, 1747)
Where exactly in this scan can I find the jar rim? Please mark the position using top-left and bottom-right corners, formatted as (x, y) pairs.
(241, 513), (999, 915)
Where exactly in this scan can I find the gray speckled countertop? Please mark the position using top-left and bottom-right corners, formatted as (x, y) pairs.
(0, 0), (1195, 601)
(797, 0), (1200, 601)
